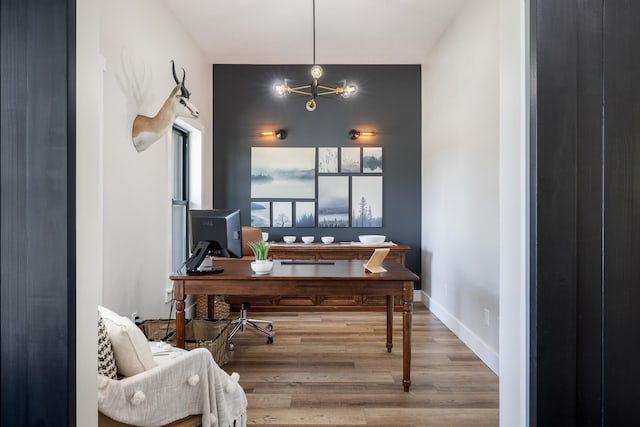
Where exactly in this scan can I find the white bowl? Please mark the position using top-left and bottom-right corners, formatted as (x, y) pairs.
(301, 236), (314, 244)
(321, 236), (334, 244)
(358, 234), (386, 245)
(283, 235), (296, 243)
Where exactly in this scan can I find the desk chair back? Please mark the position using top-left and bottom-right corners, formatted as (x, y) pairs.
(241, 226), (263, 257)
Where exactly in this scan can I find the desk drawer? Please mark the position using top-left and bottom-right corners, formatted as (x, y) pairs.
(226, 295), (403, 312)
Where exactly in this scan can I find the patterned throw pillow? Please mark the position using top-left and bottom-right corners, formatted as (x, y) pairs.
(98, 311), (117, 379)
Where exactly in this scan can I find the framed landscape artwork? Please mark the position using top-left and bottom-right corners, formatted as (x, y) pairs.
(351, 176), (383, 227)
(340, 147), (360, 173)
(295, 201), (316, 227)
(272, 201), (293, 227)
(318, 147), (338, 173)
(363, 147), (383, 173)
(250, 201), (270, 227)
(251, 147), (316, 198)
(318, 176), (349, 227)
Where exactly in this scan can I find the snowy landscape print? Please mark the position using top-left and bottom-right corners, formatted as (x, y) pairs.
(351, 176), (383, 227)
(272, 202), (292, 227)
(318, 147), (338, 173)
(341, 147), (361, 173)
(318, 176), (349, 227)
(250, 202), (270, 227)
(363, 147), (383, 173)
(251, 147), (316, 199)
(295, 201), (316, 227)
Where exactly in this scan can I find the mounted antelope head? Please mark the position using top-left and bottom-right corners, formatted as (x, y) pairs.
(132, 60), (200, 152)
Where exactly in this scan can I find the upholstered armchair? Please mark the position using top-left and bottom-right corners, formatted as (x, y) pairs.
(97, 306), (247, 427)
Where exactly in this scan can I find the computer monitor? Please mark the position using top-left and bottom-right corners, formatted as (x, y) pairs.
(186, 209), (242, 273)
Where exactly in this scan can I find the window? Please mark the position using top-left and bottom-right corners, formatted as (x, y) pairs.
(172, 126), (189, 272)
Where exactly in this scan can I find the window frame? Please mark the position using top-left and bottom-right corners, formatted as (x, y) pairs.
(172, 125), (190, 270)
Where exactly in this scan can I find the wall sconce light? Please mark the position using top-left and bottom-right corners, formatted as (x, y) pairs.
(260, 129), (287, 140)
(349, 129), (375, 140)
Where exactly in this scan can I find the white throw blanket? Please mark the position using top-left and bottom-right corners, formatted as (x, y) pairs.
(98, 348), (247, 427)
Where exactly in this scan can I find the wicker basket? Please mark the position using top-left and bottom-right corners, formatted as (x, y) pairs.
(213, 296), (230, 320)
(139, 318), (231, 366)
(195, 295), (209, 319)
(182, 319), (231, 366)
(195, 295), (230, 320)
(138, 319), (176, 341)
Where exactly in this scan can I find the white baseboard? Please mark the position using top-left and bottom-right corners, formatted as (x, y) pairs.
(420, 291), (499, 374)
(413, 289), (423, 302)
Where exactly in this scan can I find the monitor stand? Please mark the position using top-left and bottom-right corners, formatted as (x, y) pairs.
(185, 241), (225, 274)
(197, 254), (224, 274)
(196, 264), (224, 274)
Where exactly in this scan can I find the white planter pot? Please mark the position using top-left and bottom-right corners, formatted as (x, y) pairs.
(251, 260), (273, 275)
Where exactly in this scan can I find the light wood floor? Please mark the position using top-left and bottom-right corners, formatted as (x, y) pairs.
(223, 305), (498, 427)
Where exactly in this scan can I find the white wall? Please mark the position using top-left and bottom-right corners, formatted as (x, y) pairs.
(499, 0), (529, 424)
(99, 0), (213, 319)
(421, 0), (500, 372)
(77, 0), (101, 424)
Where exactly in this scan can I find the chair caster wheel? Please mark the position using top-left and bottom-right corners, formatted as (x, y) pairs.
(267, 336), (274, 345)
(228, 341), (235, 351)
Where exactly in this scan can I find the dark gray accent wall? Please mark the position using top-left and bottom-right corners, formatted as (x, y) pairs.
(213, 64), (422, 282)
(0, 0), (75, 425)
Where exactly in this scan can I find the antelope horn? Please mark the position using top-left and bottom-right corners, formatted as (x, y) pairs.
(171, 60), (180, 84)
(180, 68), (191, 98)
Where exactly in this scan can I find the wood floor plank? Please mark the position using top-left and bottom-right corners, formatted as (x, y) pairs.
(224, 306), (498, 426)
(248, 408), (367, 425)
(364, 408), (498, 426)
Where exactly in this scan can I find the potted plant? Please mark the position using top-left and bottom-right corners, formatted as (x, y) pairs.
(248, 240), (273, 274)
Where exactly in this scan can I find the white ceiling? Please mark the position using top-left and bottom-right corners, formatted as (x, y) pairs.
(161, 0), (468, 64)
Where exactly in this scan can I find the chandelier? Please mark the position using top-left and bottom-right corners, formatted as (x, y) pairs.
(274, 0), (357, 111)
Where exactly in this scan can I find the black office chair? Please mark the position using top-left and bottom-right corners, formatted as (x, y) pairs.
(227, 226), (274, 350)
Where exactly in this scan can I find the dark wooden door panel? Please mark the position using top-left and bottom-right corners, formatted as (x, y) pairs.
(532, 0), (640, 425)
(575, 1), (604, 425)
(0, 0), (75, 425)
(531, 0), (579, 424)
(602, 1), (640, 423)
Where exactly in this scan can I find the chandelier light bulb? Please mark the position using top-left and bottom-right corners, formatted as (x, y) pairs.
(342, 84), (357, 98)
(274, 83), (287, 97)
(305, 98), (317, 111)
(310, 65), (323, 79)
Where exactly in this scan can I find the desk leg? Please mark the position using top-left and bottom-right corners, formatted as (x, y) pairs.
(386, 295), (393, 352)
(174, 280), (186, 349)
(402, 282), (413, 392)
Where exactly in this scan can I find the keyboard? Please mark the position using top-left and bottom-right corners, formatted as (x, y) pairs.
(279, 260), (335, 265)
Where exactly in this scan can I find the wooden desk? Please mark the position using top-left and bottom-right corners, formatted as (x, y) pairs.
(227, 243), (411, 311)
(171, 259), (419, 392)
